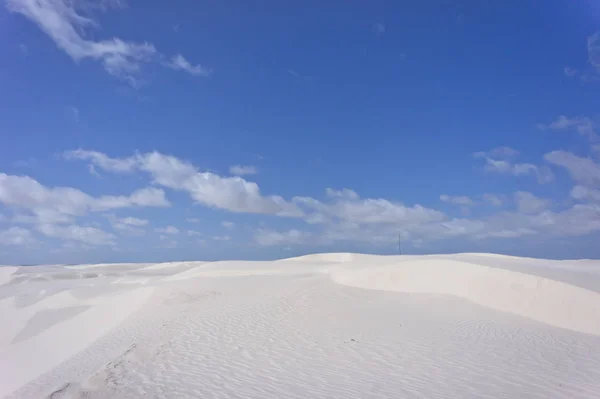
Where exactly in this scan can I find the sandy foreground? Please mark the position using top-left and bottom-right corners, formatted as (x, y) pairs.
(1, 253), (600, 398)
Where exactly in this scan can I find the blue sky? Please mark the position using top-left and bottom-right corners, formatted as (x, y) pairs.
(1, 0), (600, 264)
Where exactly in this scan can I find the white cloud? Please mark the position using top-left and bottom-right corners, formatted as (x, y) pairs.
(545, 151), (600, 187)
(221, 221), (234, 229)
(187, 230), (202, 236)
(296, 194), (445, 227)
(254, 229), (308, 246)
(154, 226), (179, 235)
(325, 188), (359, 200)
(167, 54), (212, 76)
(66, 150), (303, 217)
(514, 192), (551, 214)
(37, 224), (115, 245)
(571, 185), (600, 203)
(6, 0), (209, 84)
(6, 0), (154, 83)
(60, 147), (600, 251)
(186, 218), (200, 223)
(440, 194), (473, 206)
(106, 214), (148, 235)
(474, 148), (553, 184)
(0, 173), (169, 226)
(65, 150), (137, 173)
(118, 216), (148, 226)
(482, 194), (503, 206)
(0, 227), (35, 246)
(93, 187), (170, 210)
(229, 165), (258, 176)
(538, 115), (597, 140)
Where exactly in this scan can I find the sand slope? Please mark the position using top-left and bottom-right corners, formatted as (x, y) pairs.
(1, 253), (600, 398)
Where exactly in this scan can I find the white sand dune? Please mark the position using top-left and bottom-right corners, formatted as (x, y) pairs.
(1, 253), (600, 398)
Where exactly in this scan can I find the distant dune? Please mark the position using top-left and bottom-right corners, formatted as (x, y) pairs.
(1, 253), (600, 398)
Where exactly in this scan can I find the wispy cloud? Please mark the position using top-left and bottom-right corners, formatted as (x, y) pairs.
(229, 165), (258, 176)
(373, 22), (385, 35)
(288, 69), (312, 81)
(474, 147), (553, 184)
(564, 31), (600, 83)
(37, 223), (115, 246)
(564, 66), (578, 77)
(0, 227), (35, 246)
(155, 226), (179, 235)
(13, 157), (37, 168)
(167, 54), (212, 77)
(514, 191), (551, 214)
(6, 0), (210, 84)
(440, 195), (474, 206)
(254, 229), (308, 246)
(71, 106), (80, 123)
(538, 115), (597, 141)
(482, 194), (504, 207)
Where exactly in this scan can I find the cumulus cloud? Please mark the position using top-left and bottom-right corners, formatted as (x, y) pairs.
(5, 0), (210, 84)
(229, 165), (258, 176)
(0, 173), (169, 226)
(0, 227), (35, 246)
(65, 150), (303, 217)
(61, 147), (600, 251)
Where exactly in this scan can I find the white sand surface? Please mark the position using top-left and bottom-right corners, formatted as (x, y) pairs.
(1, 253), (600, 398)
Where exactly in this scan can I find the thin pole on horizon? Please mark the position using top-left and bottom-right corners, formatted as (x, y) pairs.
(398, 234), (402, 255)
